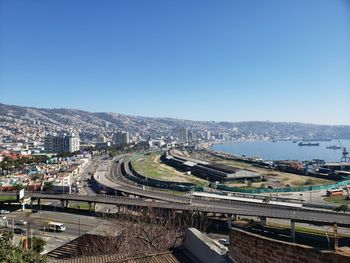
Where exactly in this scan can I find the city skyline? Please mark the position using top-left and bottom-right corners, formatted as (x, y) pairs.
(1, 0), (350, 125)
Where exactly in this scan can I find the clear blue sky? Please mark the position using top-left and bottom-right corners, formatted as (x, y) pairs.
(1, 0), (349, 125)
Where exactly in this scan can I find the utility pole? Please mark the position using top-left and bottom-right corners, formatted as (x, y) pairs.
(25, 212), (31, 251)
(30, 228), (33, 250)
(309, 191), (312, 204)
(12, 218), (14, 246)
(333, 223), (338, 252)
(78, 219), (81, 236)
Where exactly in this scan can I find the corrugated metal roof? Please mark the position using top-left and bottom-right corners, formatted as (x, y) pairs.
(47, 234), (194, 263)
(49, 251), (182, 263)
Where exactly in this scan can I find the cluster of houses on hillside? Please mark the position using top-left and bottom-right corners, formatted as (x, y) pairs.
(0, 154), (91, 194)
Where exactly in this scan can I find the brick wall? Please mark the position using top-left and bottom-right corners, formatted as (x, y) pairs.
(229, 228), (349, 263)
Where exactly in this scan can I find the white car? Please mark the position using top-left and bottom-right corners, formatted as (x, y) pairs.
(0, 210), (10, 214)
(218, 239), (229, 246)
(15, 220), (27, 226)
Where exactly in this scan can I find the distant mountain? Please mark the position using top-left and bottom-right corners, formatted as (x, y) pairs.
(1, 103), (350, 140)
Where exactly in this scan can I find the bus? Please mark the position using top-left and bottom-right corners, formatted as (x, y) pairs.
(43, 222), (66, 232)
(326, 188), (343, 197)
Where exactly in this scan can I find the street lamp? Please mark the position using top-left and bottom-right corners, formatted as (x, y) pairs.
(309, 191), (312, 204)
(53, 201), (61, 213)
(325, 232), (330, 250)
(324, 225), (333, 251)
(78, 218), (81, 236)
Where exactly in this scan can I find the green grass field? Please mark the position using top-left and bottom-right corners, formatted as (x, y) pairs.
(324, 195), (350, 205)
(68, 202), (90, 210)
(131, 153), (207, 186)
(268, 222), (350, 238)
(0, 195), (17, 201)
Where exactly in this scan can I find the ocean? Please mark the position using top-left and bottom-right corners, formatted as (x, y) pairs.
(211, 139), (350, 162)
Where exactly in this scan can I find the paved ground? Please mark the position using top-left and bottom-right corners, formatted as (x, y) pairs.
(6, 210), (108, 254)
(2, 153), (349, 255)
(266, 190), (332, 205)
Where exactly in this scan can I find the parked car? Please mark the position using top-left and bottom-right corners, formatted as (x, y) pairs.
(13, 226), (25, 234)
(218, 239), (229, 246)
(0, 210), (10, 214)
(15, 220), (27, 226)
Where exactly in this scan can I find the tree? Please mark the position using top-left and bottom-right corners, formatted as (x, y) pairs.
(14, 183), (25, 191)
(334, 204), (348, 213)
(31, 174), (42, 181)
(23, 237), (46, 253)
(0, 230), (13, 244)
(43, 182), (53, 192)
(0, 231), (46, 263)
(32, 155), (49, 164)
(78, 207), (209, 257)
(262, 196), (270, 204)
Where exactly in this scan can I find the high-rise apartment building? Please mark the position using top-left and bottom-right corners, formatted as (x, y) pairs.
(179, 128), (189, 143)
(44, 134), (66, 153)
(67, 133), (80, 152)
(96, 134), (106, 143)
(189, 131), (197, 142)
(113, 131), (130, 145)
(44, 133), (80, 153)
(122, 132), (130, 144)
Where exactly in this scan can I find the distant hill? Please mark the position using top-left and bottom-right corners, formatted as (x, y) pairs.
(1, 103), (350, 140)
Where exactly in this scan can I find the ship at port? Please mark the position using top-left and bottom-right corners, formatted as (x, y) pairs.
(302, 138), (332, 142)
(326, 145), (342, 150)
(298, 142), (320, 146)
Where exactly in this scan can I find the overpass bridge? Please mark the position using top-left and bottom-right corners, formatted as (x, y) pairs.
(1, 191), (350, 227)
(79, 158), (350, 227)
(2, 156), (350, 230)
(100, 159), (303, 205)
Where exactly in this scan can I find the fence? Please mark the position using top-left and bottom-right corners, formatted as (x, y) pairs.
(216, 179), (350, 194)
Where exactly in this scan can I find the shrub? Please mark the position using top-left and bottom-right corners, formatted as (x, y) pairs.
(334, 204), (348, 213)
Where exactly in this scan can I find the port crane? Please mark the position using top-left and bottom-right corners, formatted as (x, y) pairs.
(337, 139), (350, 163)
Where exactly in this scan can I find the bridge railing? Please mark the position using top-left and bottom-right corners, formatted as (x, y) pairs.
(26, 191), (335, 213)
(28, 191), (192, 204)
(21, 193), (350, 224)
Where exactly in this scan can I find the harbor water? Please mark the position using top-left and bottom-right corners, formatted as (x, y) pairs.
(211, 139), (350, 162)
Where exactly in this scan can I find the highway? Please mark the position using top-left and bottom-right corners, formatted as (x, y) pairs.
(76, 155), (107, 195)
(9, 192), (345, 227)
(93, 158), (190, 203)
(1, 155), (350, 228)
(93, 158), (350, 226)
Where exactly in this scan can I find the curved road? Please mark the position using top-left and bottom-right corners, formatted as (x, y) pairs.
(94, 158), (190, 203)
(2, 156), (350, 227)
